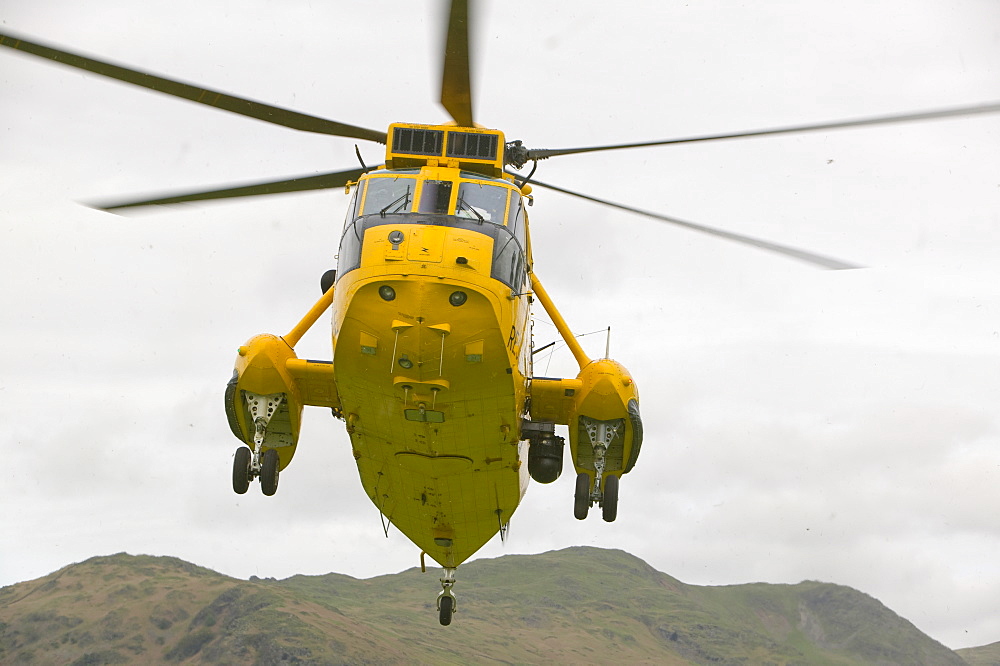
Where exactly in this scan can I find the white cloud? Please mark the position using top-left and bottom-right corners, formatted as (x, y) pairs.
(1, 0), (999, 651)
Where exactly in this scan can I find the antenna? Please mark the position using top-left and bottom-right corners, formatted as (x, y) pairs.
(605, 326), (611, 359)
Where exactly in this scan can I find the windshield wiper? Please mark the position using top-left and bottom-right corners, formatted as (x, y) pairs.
(457, 197), (485, 223)
(379, 189), (411, 217)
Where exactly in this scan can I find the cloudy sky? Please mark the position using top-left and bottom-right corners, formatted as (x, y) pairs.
(2, 0), (999, 650)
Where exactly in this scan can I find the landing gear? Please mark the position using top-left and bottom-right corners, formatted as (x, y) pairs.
(573, 415), (625, 522)
(320, 269), (337, 295)
(574, 472), (590, 520)
(573, 471), (620, 522)
(229, 390), (285, 496)
(438, 594), (454, 626)
(436, 568), (457, 626)
(231, 445), (280, 496)
(233, 447), (252, 494)
(602, 474), (619, 523)
(260, 448), (280, 496)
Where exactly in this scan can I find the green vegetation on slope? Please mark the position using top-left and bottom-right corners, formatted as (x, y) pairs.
(0, 547), (977, 665)
(956, 640), (1000, 666)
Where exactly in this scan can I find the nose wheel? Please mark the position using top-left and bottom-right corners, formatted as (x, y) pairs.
(436, 568), (457, 626)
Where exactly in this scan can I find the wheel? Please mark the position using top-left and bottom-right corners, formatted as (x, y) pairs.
(260, 448), (280, 496)
(602, 474), (619, 523)
(320, 268), (337, 294)
(232, 447), (252, 494)
(574, 472), (590, 520)
(439, 594), (454, 626)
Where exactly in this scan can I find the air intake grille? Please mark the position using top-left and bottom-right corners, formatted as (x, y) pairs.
(392, 127), (444, 156)
(446, 131), (499, 160)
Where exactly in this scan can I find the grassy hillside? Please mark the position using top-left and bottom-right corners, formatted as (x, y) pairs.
(957, 641), (1000, 666)
(0, 547), (977, 664)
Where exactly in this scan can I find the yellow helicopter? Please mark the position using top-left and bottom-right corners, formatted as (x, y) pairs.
(3, 1), (999, 626)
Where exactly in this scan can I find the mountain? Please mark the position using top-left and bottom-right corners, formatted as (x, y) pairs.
(957, 641), (1000, 666)
(0, 546), (980, 665)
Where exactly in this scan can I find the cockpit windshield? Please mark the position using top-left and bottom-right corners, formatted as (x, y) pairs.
(361, 176), (416, 216)
(339, 174), (527, 291)
(456, 181), (509, 225)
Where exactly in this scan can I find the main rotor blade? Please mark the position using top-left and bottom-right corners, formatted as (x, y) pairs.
(525, 177), (860, 270)
(0, 31), (387, 144)
(526, 102), (1000, 160)
(92, 167), (366, 212)
(440, 0), (475, 127)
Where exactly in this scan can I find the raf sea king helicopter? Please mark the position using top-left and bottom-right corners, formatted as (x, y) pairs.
(3, 0), (998, 626)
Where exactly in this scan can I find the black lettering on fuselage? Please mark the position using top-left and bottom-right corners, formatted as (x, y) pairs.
(507, 325), (520, 354)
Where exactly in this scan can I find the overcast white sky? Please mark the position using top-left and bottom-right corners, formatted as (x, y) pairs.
(2, 0), (999, 651)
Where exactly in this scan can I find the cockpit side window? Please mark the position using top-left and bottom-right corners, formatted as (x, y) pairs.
(361, 176), (415, 216)
(490, 190), (527, 292)
(456, 182), (510, 224)
(344, 182), (362, 229)
(507, 192), (526, 249)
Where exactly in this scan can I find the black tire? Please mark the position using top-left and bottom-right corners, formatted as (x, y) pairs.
(602, 474), (619, 523)
(233, 447), (252, 495)
(574, 472), (590, 520)
(320, 269), (337, 295)
(439, 595), (454, 626)
(260, 448), (280, 496)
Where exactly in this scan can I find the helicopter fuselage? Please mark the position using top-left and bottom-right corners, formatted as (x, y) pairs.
(225, 124), (642, 579)
(330, 164), (533, 568)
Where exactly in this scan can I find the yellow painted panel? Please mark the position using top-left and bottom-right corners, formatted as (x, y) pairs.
(529, 377), (582, 425)
(360, 331), (378, 356)
(285, 358), (339, 409)
(407, 225), (446, 263)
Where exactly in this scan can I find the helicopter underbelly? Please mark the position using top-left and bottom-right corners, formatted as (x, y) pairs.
(332, 274), (529, 568)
